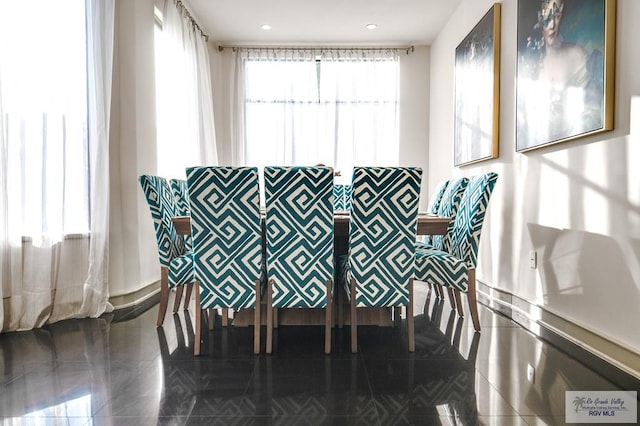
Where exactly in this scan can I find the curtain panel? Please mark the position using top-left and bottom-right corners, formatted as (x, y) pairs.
(232, 48), (399, 183)
(0, 0), (114, 332)
(155, 0), (218, 180)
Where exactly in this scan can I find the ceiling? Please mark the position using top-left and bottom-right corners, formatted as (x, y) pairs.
(186, 0), (462, 47)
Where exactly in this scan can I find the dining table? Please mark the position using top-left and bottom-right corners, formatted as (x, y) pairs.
(171, 212), (450, 327)
(171, 212), (450, 238)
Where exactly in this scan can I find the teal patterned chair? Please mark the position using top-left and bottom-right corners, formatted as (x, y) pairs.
(338, 167), (422, 353)
(139, 175), (195, 327)
(332, 184), (352, 212)
(427, 180), (450, 215)
(414, 172), (498, 332)
(186, 166), (263, 355)
(418, 177), (468, 304)
(170, 178), (194, 311)
(416, 180), (449, 249)
(264, 166), (334, 354)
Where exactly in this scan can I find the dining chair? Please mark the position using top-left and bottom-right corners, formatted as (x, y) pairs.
(427, 180), (450, 215)
(186, 166), (263, 355)
(414, 172), (498, 332)
(416, 180), (449, 249)
(332, 184), (352, 212)
(170, 178), (194, 311)
(139, 175), (195, 327)
(416, 177), (469, 303)
(338, 167), (422, 353)
(264, 166), (334, 354)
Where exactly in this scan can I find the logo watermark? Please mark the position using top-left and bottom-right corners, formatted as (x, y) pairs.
(566, 391), (637, 423)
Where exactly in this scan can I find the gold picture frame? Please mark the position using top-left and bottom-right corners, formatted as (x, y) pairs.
(454, 3), (501, 167)
(516, 0), (616, 152)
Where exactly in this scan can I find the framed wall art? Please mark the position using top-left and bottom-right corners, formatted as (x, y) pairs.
(454, 3), (501, 167)
(516, 0), (616, 152)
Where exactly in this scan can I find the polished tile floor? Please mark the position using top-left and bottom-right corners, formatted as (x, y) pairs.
(0, 282), (635, 425)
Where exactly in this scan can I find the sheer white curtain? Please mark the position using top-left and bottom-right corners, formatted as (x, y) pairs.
(233, 48), (398, 183)
(0, 0), (114, 332)
(156, 0), (218, 180)
(319, 49), (399, 182)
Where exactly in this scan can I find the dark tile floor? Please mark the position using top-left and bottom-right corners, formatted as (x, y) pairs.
(0, 282), (636, 425)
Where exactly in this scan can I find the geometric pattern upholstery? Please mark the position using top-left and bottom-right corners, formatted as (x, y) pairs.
(170, 178), (192, 251)
(429, 177), (469, 252)
(185, 166), (263, 310)
(339, 167), (422, 308)
(139, 174), (194, 288)
(332, 184), (352, 212)
(170, 178), (190, 216)
(264, 166), (334, 308)
(447, 172), (498, 269)
(415, 172), (498, 292)
(427, 180), (450, 215)
(417, 180), (450, 248)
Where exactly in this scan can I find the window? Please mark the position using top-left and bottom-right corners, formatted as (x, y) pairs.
(154, 9), (197, 179)
(242, 49), (399, 181)
(0, 0), (89, 238)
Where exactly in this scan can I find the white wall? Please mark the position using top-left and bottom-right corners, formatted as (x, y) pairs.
(429, 0), (640, 355)
(109, 0), (160, 298)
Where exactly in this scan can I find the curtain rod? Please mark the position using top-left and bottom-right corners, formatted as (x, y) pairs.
(217, 45), (415, 55)
(174, 0), (208, 41)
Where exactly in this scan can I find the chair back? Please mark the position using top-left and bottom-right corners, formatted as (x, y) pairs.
(264, 166), (334, 308)
(347, 167), (422, 307)
(139, 174), (185, 267)
(170, 179), (190, 216)
(333, 184), (352, 212)
(186, 166), (262, 309)
(427, 180), (450, 214)
(419, 180), (450, 246)
(431, 177), (469, 251)
(170, 178), (192, 250)
(448, 172), (498, 268)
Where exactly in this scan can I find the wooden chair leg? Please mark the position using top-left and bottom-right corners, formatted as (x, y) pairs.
(208, 309), (215, 331)
(222, 308), (229, 327)
(454, 289), (464, 317)
(194, 282), (202, 356)
(254, 279), (261, 354)
(325, 279), (332, 355)
(183, 282), (194, 310)
(467, 269), (481, 332)
(393, 307), (402, 327)
(408, 279), (415, 352)
(437, 284), (445, 299)
(350, 278), (357, 353)
(157, 267), (170, 327)
(173, 285), (184, 313)
(446, 287), (456, 311)
(267, 280), (273, 354)
(338, 284), (344, 328)
(432, 282), (440, 298)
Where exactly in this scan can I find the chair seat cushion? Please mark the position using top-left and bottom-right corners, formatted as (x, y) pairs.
(168, 253), (194, 288)
(415, 247), (468, 292)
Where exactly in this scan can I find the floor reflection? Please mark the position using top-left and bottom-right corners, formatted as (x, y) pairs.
(0, 284), (634, 424)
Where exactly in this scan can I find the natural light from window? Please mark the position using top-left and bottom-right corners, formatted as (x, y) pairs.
(243, 51), (399, 184)
(0, 0), (89, 240)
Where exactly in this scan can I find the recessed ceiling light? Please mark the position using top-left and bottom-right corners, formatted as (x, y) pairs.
(365, 23), (377, 30)
(261, 24), (272, 30)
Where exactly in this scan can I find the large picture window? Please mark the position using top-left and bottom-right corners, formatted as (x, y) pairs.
(0, 0), (89, 239)
(241, 48), (399, 181)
